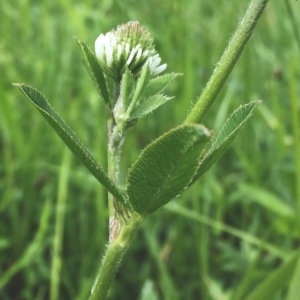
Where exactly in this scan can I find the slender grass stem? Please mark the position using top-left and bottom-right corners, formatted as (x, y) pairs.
(284, 0), (300, 53)
(0, 199), (51, 289)
(166, 204), (288, 259)
(185, 0), (269, 124)
(50, 149), (71, 300)
(289, 60), (300, 231)
(89, 215), (144, 300)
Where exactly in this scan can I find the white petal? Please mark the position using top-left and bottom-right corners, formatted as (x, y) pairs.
(151, 54), (161, 67)
(135, 47), (143, 60)
(116, 44), (123, 60)
(105, 43), (114, 66)
(95, 34), (105, 59)
(126, 46), (138, 65)
(108, 32), (117, 46)
(142, 49), (149, 57)
(153, 63), (167, 75)
(94, 24), (166, 78)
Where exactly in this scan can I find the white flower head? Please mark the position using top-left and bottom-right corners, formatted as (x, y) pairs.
(95, 21), (167, 79)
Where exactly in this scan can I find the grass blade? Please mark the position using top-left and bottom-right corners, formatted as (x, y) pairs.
(0, 199), (51, 289)
(245, 252), (299, 300)
(287, 251), (300, 300)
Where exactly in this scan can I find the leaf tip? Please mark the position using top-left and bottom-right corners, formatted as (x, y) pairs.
(252, 99), (263, 106)
(12, 82), (21, 87)
(76, 38), (83, 46)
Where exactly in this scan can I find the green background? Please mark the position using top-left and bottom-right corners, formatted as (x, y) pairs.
(1, 0), (299, 299)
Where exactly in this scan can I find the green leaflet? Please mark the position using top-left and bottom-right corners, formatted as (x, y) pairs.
(77, 40), (111, 109)
(130, 94), (172, 119)
(129, 72), (180, 119)
(120, 69), (135, 110)
(14, 83), (126, 204)
(142, 72), (181, 98)
(127, 124), (211, 214)
(129, 63), (151, 109)
(194, 101), (261, 181)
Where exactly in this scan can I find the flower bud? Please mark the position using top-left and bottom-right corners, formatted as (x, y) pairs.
(95, 21), (167, 80)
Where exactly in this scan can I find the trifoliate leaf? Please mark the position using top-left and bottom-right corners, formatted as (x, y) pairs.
(127, 124), (211, 214)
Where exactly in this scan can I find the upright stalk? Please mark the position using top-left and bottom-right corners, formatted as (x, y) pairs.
(89, 214), (144, 300)
(50, 149), (71, 300)
(289, 61), (300, 231)
(89, 80), (137, 300)
(185, 0), (269, 124)
(107, 82), (124, 241)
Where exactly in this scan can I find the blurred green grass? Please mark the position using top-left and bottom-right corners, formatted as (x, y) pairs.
(1, 0), (300, 299)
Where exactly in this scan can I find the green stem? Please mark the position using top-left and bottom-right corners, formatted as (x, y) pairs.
(50, 149), (71, 300)
(289, 61), (300, 230)
(0, 199), (51, 289)
(107, 82), (124, 240)
(107, 116), (118, 215)
(185, 0), (269, 124)
(89, 215), (144, 300)
(284, 0), (300, 53)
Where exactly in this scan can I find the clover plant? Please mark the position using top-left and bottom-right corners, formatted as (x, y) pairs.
(14, 0), (269, 298)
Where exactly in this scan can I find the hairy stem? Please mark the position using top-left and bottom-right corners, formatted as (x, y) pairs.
(107, 82), (124, 241)
(185, 0), (269, 124)
(89, 215), (144, 300)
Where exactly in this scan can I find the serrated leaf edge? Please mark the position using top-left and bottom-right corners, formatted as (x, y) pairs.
(126, 124), (211, 214)
(195, 100), (261, 180)
(77, 39), (111, 109)
(14, 83), (127, 204)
